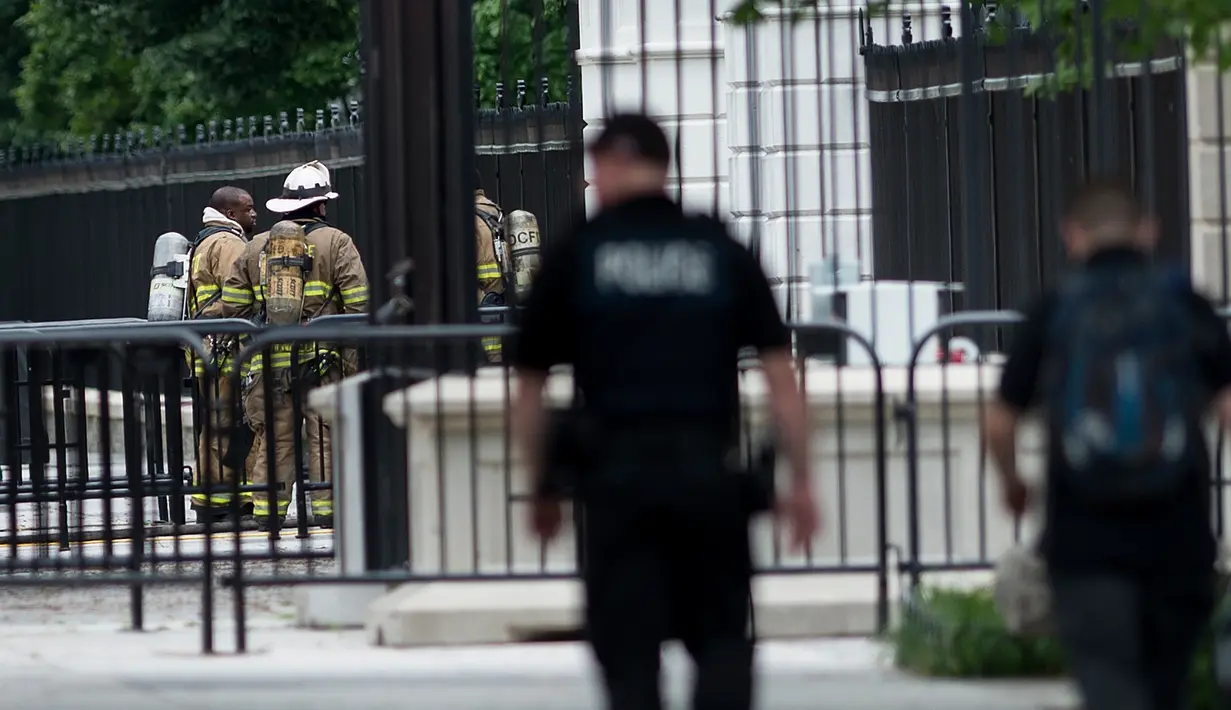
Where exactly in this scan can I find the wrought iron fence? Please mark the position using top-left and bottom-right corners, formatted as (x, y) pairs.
(0, 81), (584, 325)
(864, 9), (1189, 353)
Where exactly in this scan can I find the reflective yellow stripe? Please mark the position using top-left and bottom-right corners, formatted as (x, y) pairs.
(222, 286), (254, 305)
(191, 284), (220, 311)
(310, 500), (333, 515)
(341, 286), (369, 305)
(252, 499), (291, 517)
(482, 336), (502, 354)
(477, 262), (501, 280)
(304, 280), (330, 298)
(248, 344), (335, 372)
(190, 493), (252, 507)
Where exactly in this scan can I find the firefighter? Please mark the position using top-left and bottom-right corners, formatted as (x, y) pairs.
(475, 174), (506, 362)
(186, 186), (257, 525)
(220, 161), (369, 533)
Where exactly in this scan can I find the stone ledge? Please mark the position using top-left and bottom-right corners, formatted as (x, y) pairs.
(365, 573), (898, 647)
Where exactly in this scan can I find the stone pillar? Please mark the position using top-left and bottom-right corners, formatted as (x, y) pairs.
(574, 0), (731, 217)
(722, 5), (950, 319)
(1188, 62), (1231, 303)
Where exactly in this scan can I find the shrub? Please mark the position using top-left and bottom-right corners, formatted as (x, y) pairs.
(891, 585), (1228, 710)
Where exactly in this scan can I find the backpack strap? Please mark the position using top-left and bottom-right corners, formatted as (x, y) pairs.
(476, 205), (505, 269)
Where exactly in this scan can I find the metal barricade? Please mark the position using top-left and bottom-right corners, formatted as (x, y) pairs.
(0, 313), (898, 650)
(899, 311), (1025, 593)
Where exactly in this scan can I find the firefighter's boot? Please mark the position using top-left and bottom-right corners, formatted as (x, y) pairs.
(254, 515), (285, 537)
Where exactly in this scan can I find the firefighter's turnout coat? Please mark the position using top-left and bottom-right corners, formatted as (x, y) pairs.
(186, 207), (251, 512)
(219, 216), (369, 520)
(475, 189), (505, 361)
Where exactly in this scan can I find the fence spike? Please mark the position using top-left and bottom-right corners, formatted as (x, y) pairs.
(315, 108), (325, 132)
(516, 79), (526, 109)
(195, 124), (205, 144)
(137, 128), (148, 151)
(208, 120), (219, 143)
(263, 115), (274, 139)
(124, 130), (134, 153)
(541, 77), (550, 106)
(941, 6), (953, 38)
(865, 14), (875, 46)
(279, 111), (290, 134)
(152, 126), (162, 149)
(566, 75), (574, 103)
(902, 13), (912, 44)
(348, 97), (361, 125)
(248, 115), (258, 140)
(331, 102), (341, 129)
(223, 119), (234, 142)
(496, 82), (505, 109)
(474, 83), (481, 110)
(174, 124), (184, 146)
(295, 108), (305, 133)
(986, 0), (997, 24)
(102, 134), (112, 155)
(88, 135), (97, 155)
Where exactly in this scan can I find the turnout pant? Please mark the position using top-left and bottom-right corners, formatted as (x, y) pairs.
(191, 375), (251, 512)
(1050, 570), (1214, 710)
(242, 368), (339, 520)
(582, 429), (754, 710)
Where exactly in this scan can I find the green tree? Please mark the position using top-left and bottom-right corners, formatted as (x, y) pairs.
(15, 0), (360, 142)
(0, 0), (32, 146)
(10, 0), (573, 142)
(472, 0), (573, 107)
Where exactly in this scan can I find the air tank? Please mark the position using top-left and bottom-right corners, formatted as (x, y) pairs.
(262, 220), (309, 326)
(147, 232), (191, 322)
(504, 209), (541, 301)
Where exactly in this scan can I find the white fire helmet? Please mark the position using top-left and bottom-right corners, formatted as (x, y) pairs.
(265, 160), (339, 214)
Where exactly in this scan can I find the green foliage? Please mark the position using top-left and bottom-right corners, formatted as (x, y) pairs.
(473, 0), (573, 107)
(3, 0), (572, 144)
(892, 585), (1229, 710)
(892, 587), (1066, 677)
(15, 0), (361, 142)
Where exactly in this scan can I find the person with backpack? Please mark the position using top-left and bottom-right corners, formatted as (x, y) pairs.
(220, 161), (370, 533)
(985, 177), (1231, 710)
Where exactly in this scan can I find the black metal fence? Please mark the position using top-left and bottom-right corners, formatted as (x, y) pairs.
(0, 318), (897, 649)
(864, 14), (1189, 319)
(0, 83), (584, 324)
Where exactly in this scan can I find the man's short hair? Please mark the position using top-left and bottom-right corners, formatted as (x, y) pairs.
(209, 186), (251, 212)
(589, 113), (671, 168)
(1062, 177), (1142, 232)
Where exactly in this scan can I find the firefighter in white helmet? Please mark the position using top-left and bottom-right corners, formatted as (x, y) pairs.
(220, 161), (369, 533)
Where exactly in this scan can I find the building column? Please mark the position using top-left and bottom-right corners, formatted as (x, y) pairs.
(574, 0), (730, 217)
(1188, 61), (1231, 303)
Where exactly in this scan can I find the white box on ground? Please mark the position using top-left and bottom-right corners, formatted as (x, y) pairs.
(811, 280), (946, 366)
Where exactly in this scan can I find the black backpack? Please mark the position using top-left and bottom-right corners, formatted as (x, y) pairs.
(1044, 265), (1201, 506)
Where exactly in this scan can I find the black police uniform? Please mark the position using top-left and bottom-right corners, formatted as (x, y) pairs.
(511, 194), (791, 710)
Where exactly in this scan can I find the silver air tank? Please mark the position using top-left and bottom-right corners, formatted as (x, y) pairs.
(147, 232), (192, 321)
(504, 210), (541, 301)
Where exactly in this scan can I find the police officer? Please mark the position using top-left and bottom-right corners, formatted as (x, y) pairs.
(474, 172), (506, 362)
(186, 186), (257, 524)
(220, 161), (369, 533)
(510, 114), (820, 710)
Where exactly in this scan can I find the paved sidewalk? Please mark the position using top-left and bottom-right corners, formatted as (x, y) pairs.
(0, 623), (1077, 710)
